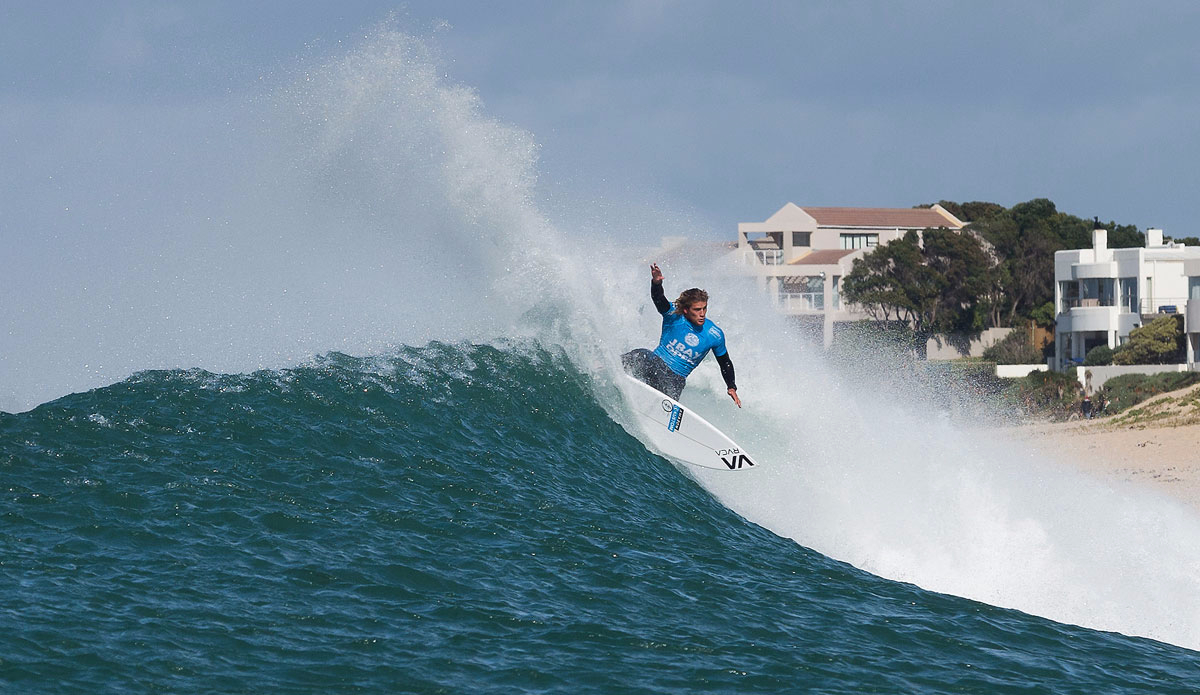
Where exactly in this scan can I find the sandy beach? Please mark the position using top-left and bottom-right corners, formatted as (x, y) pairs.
(1010, 385), (1200, 512)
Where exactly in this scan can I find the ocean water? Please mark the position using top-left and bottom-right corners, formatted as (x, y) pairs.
(3, 343), (1200, 694)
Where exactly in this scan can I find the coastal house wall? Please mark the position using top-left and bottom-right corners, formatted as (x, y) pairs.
(1053, 227), (1200, 370)
(736, 203), (966, 347)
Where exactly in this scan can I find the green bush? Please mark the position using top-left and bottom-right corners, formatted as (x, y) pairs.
(1084, 345), (1114, 366)
(1003, 368), (1081, 419)
(1112, 315), (1184, 365)
(982, 327), (1042, 365)
(1098, 372), (1200, 415)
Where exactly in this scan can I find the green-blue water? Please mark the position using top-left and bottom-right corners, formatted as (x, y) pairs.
(3, 343), (1199, 693)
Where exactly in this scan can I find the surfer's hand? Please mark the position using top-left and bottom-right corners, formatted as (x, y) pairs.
(650, 263), (663, 284)
(728, 388), (741, 408)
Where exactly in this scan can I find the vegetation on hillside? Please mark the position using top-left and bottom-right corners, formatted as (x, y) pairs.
(995, 369), (1200, 422)
(1097, 372), (1200, 422)
(1001, 368), (1082, 420)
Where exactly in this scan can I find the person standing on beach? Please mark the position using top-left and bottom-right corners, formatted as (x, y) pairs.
(621, 263), (741, 407)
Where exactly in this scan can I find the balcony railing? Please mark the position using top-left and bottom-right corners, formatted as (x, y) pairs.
(1063, 298), (1116, 309)
(1064, 296), (1197, 314)
(1063, 297), (1142, 312)
(1139, 297), (1191, 315)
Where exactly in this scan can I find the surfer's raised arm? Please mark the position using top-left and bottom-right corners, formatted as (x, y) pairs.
(649, 263), (670, 314)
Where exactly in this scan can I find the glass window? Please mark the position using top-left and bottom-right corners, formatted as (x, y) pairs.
(755, 249), (783, 265)
(792, 231), (811, 247)
(840, 233), (878, 250)
(1120, 277), (1138, 312)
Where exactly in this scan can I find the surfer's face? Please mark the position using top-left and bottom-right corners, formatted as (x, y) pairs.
(682, 301), (707, 327)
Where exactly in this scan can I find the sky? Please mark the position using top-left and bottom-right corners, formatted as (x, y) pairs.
(5, 0), (1200, 409)
(6, 1), (1200, 234)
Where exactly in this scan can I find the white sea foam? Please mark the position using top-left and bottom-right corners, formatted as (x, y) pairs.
(598, 252), (1200, 651)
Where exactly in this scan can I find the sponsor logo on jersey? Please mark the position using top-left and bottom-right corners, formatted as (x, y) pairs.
(684, 332), (700, 347)
(664, 339), (701, 364)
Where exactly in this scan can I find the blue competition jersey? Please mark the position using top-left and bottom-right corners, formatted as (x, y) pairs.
(652, 303), (728, 377)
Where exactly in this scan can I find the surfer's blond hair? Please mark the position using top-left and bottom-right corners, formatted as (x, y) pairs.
(673, 288), (708, 315)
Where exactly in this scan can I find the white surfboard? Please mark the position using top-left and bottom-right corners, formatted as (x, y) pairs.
(619, 374), (758, 471)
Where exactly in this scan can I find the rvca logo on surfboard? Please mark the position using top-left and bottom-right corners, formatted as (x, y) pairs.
(716, 447), (755, 469)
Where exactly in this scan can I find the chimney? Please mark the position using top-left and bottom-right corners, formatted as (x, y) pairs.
(1146, 228), (1164, 247)
(1092, 227), (1107, 254)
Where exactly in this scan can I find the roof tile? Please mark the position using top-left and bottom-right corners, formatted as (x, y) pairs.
(788, 249), (858, 265)
(803, 207), (961, 229)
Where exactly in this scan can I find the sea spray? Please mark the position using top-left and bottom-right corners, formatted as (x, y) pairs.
(2, 23), (570, 412)
(585, 250), (1200, 649)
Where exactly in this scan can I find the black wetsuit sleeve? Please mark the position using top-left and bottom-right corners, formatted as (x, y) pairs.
(650, 280), (670, 314)
(715, 352), (736, 391)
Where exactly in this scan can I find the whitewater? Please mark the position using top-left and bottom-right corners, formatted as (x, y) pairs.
(5, 25), (1200, 693)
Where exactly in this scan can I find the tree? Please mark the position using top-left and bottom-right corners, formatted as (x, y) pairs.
(841, 231), (933, 325)
(966, 199), (1064, 326)
(842, 228), (995, 354)
(923, 227), (993, 333)
(1003, 231), (1058, 326)
(1112, 315), (1184, 365)
(938, 197), (1147, 326)
(1107, 223), (1144, 248)
(1030, 301), (1056, 328)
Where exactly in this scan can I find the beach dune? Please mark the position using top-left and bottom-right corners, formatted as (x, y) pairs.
(1013, 384), (1200, 512)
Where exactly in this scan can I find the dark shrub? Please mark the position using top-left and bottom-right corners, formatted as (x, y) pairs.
(1084, 345), (1114, 366)
(982, 327), (1042, 365)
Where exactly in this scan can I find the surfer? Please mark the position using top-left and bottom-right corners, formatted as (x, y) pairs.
(622, 263), (741, 407)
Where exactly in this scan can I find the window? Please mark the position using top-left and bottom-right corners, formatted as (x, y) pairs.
(1059, 280), (1078, 313)
(1191, 277), (1200, 301)
(840, 233), (878, 250)
(755, 249), (783, 265)
(791, 232), (811, 247)
(1079, 278), (1115, 306)
(1120, 277), (1139, 312)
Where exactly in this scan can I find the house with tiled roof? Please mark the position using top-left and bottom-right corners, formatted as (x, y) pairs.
(736, 203), (966, 346)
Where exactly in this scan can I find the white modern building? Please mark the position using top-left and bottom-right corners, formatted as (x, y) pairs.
(1054, 227), (1200, 368)
(736, 203), (966, 346)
